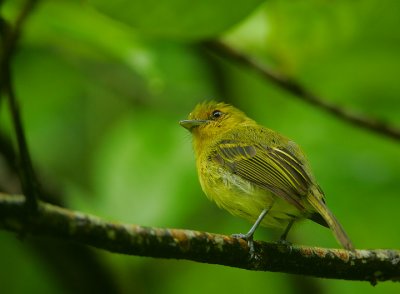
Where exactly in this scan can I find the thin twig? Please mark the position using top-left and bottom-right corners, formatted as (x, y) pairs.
(203, 40), (400, 141)
(0, 193), (399, 284)
(0, 0), (40, 210)
(3, 71), (40, 210)
(0, 0), (38, 62)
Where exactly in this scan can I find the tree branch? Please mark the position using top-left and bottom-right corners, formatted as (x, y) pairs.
(203, 40), (400, 142)
(0, 0), (39, 64)
(1, 193), (399, 284)
(0, 133), (122, 293)
(0, 0), (41, 211)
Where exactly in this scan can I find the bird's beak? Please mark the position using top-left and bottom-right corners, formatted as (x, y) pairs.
(179, 119), (208, 131)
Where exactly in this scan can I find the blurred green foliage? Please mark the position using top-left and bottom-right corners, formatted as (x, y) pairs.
(1, 0), (400, 293)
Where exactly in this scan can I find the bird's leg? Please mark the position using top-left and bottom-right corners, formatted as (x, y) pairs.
(232, 204), (273, 256)
(278, 218), (295, 245)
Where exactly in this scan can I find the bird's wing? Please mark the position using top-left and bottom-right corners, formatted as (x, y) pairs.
(214, 140), (313, 211)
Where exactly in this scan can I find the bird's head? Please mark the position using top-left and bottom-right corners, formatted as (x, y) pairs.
(180, 101), (255, 141)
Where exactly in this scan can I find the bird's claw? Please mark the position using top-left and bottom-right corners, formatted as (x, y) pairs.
(231, 233), (250, 239)
(231, 233), (256, 258)
(276, 238), (292, 247)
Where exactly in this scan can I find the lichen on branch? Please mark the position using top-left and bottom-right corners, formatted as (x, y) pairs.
(0, 193), (399, 284)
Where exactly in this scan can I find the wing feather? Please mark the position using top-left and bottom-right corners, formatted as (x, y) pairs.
(214, 140), (313, 211)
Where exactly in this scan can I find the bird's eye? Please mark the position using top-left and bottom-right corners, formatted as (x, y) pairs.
(211, 110), (222, 119)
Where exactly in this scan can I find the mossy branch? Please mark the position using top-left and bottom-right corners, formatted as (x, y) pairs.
(1, 193), (399, 285)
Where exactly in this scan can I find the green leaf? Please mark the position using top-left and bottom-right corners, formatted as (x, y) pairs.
(88, 0), (265, 40)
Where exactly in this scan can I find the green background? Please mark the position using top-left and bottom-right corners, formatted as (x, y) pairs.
(1, 0), (399, 293)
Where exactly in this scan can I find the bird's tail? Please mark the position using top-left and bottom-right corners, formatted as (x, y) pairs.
(307, 188), (354, 251)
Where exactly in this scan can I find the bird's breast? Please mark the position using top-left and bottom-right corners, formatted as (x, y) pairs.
(196, 155), (303, 228)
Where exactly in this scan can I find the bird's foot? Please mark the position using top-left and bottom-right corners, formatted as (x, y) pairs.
(232, 232), (255, 258)
(276, 237), (292, 247)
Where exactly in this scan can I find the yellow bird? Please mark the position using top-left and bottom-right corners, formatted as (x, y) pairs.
(180, 101), (354, 253)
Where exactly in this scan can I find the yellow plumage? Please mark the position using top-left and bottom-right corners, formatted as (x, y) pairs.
(180, 101), (354, 251)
